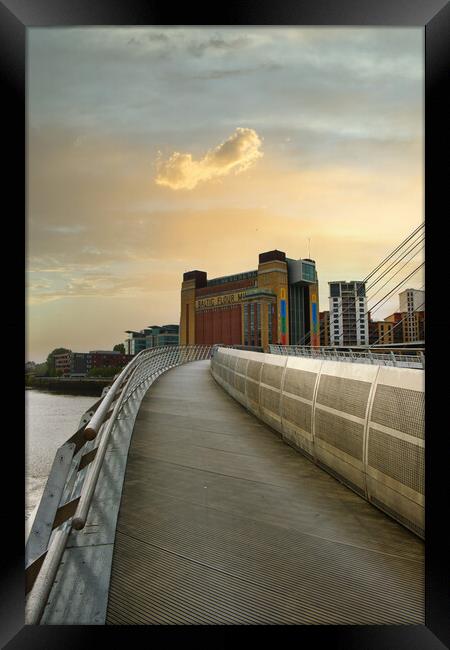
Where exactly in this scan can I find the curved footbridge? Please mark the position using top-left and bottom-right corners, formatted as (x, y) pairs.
(27, 347), (424, 626)
(108, 360), (423, 625)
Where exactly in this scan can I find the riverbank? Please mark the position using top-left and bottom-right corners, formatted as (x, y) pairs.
(26, 390), (96, 521)
(25, 376), (112, 396)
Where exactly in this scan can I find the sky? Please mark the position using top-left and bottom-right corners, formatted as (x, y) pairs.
(27, 27), (424, 362)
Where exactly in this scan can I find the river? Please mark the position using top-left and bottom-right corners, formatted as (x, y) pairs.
(25, 389), (96, 522)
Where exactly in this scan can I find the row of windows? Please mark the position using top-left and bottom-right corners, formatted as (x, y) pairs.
(208, 270), (257, 287)
(268, 303), (274, 344)
(243, 302), (262, 347)
(301, 262), (316, 282)
(333, 324), (367, 331)
(332, 297), (365, 303)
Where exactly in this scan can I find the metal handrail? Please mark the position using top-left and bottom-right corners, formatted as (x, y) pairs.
(26, 344), (213, 625)
(268, 344), (425, 368)
(26, 524), (71, 625)
(83, 350), (144, 440)
(72, 366), (136, 530)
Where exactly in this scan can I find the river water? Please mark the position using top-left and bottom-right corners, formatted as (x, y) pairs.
(25, 389), (96, 521)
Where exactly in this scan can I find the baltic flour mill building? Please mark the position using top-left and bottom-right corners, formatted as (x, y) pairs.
(180, 250), (319, 349)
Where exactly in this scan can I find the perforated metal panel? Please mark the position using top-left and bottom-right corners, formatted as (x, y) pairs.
(211, 350), (425, 541)
(247, 360), (262, 382)
(229, 355), (239, 371)
(371, 386), (424, 439)
(315, 409), (364, 460)
(316, 375), (371, 419)
(235, 375), (246, 394)
(283, 369), (316, 401)
(260, 385), (281, 416)
(368, 428), (424, 495)
(236, 358), (248, 375)
(281, 396), (312, 434)
(261, 364), (284, 389)
(246, 380), (260, 402)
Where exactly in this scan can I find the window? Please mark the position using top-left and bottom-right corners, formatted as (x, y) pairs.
(268, 303), (274, 344)
(244, 304), (249, 345)
(257, 303), (261, 346)
(250, 304), (255, 345)
(330, 284), (340, 298)
(302, 262), (315, 282)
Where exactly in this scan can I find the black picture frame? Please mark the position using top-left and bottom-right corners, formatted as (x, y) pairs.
(3, 1), (449, 648)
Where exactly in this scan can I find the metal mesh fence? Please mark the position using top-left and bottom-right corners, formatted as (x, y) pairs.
(269, 345), (424, 369)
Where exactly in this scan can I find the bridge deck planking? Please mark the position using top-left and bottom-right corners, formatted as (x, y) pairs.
(106, 360), (423, 625)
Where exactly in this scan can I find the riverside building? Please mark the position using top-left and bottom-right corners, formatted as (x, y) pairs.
(180, 250), (319, 348)
(398, 288), (425, 342)
(124, 324), (179, 355)
(319, 311), (330, 346)
(52, 350), (133, 376)
(368, 289), (425, 345)
(329, 280), (369, 346)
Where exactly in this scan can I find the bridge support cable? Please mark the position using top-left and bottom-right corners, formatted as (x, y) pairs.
(364, 238), (424, 301)
(294, 223), (424, 347)
(365, 263), (424, 320)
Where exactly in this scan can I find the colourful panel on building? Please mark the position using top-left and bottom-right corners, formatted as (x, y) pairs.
(280, 299), (287, 344)
(310, 290), (320, 347)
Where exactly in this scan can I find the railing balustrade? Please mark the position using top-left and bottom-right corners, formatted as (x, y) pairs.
(268, 344), (424, 369)
(25, 344), (215, 624)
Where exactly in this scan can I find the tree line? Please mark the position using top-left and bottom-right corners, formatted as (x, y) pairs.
(26, 344), (127, 378)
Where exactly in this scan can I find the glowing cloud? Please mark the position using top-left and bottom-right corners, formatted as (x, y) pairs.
(154, 127), (263, 190)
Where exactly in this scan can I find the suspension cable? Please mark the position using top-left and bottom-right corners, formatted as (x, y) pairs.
(296, 224), (424, 346)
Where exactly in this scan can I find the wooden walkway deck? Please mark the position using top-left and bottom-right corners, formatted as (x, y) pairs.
(106, 360), (424, 625)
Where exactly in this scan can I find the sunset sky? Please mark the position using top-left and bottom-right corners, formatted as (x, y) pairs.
(27, 27), (424, 362)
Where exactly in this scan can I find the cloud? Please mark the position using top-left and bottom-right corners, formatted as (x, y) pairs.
(26, 269), (181, 305)
(187, 61), (282, 81)
(154, 127), (263, 190)
(187, 35), (251, 58)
